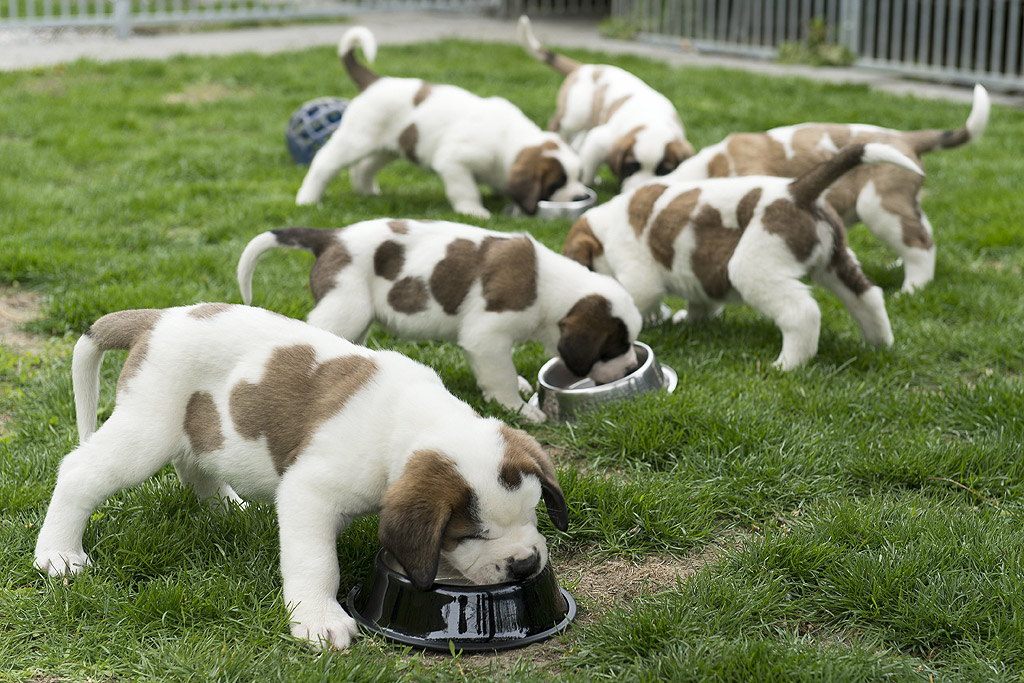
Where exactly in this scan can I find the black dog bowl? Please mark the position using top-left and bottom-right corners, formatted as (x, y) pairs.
(346, 550), (575, 652)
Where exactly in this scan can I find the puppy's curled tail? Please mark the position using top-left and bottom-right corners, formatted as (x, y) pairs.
(338, 25), (380, 92)
(788, 142), (924, 207)
(905, 84), (991, 155)
(517, 15), (581, 75)
(238, 227), (338, 305)
(73, 309), (161, 441)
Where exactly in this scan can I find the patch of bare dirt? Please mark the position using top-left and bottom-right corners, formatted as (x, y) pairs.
(162, 82), (254, 105)
(0, 286), (46, 353)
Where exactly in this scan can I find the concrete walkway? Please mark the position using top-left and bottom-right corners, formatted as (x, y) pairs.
(2, 12), (1021, 107)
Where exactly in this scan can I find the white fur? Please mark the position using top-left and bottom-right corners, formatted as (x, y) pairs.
(34, 304), (556, 650)
(518, 15), (691, 186)
(660, 85), (989, 292)
(238, 220), (643, 422)
(572, 171), (895, 370)
(296, 26), (590, 218)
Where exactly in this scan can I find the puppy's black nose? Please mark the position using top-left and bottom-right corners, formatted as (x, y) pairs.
(507, 550), (542, 581)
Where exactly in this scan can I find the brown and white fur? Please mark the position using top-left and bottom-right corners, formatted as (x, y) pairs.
(655, 84), (990, 292)
(238, 219), (643, 422)
(295, 26), (591, 218)
(517, 15), (695, 188)
(564, 144), (924, 370)
(34, 303), (568, 651)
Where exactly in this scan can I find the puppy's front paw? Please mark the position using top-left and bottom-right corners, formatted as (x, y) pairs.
(517, 376), (534, 397)
(295, 188), (320, 206)
(290, 602), (360, 651)
(34, 549), (91, 577)
(454, 203), (491, 219)
(519, 402), (547, 424)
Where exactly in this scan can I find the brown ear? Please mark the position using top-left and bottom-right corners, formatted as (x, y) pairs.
(378, 450), (471, 590)
(499, 426), (569, 531)
(507, 143), (563, 215)
(563, 216), (603, 270)
(605, 126), (645, 182)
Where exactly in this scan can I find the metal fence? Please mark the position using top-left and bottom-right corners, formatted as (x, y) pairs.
(612, 0), (1024, 90)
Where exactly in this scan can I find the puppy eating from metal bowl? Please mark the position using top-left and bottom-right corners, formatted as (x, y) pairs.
(347, 550), (576, 652)
(535, 187), (597, 220)
(529, 341), (677, 420)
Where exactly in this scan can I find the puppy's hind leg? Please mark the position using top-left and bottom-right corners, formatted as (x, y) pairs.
(812, 250), (894, 350)
(172, 456), (246, 513)
(306, 285), (374, 345)
(349, 151), (397, 196)
(34, 412), (180, 576)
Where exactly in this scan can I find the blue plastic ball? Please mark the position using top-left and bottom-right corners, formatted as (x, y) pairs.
(285, 97), (349, 165)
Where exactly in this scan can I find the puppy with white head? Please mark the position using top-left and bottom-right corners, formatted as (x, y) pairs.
(295, 26), (592, 218)
(517, 15), (695, 188)
(34, 303), (568, 650)
(565, 144), (924, 370)
(658, 84), (990, 292)
(238, 220), (643, 422)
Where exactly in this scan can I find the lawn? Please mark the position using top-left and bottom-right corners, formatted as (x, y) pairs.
(1, 33), (1023, 682)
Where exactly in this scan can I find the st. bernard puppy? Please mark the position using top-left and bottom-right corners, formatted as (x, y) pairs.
(295, 26), (592, 218)
(564, 144), (924, 370)
(34, 303), (568, 651)
(657, 84), (990, 292)
(517, 15), (695, 187)
(237, 219), (643, 422)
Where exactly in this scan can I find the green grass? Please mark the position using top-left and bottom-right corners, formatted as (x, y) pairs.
(2, 37), (1024, 681)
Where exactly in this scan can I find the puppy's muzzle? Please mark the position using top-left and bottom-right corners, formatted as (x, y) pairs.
(506, 548), (543, 581)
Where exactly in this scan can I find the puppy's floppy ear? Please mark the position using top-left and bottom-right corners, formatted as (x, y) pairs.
(507, 143), (565, 215)
(563, 216), (603, 270)
(499, 426), (569, 531)
(557, 295), (611, 378)
(378, 449), (471, 590)
(605, 126), (645, 182)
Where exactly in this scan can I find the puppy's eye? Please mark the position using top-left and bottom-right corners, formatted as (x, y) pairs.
(621, 161), (641, 178)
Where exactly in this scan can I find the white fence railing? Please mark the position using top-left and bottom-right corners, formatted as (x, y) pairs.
(612, 0), (1024, 91)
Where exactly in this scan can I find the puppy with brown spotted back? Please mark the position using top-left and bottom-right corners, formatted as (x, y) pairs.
(34, 303), (568, 651)
(518, 15), (695, 188)
(564, 144), (923, 370)
(238, 219), (643, 422)
(658, 85), (991, 292)
(295, 26), (592, 218)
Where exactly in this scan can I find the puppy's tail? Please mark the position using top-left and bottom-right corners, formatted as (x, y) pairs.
(338, 26), (380, 92)
(238, 227), (340, 305)
(73, 309), (161, 441)
(905, 84), (990, 155)
(788, 142), (924, 207)
(517, 15), (581, 75)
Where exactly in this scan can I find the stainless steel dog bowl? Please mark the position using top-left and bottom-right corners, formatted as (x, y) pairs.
(535, 187), (597, 220)
(346, 550), (576, 652)
(529, 341), (677, 420)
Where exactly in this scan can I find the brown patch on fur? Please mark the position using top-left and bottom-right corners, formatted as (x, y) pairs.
(587, 82), (609, 128)
(761, 198), (820, 262)
(187, 303), (233, 320)
(184, 391), (224, 453)
(506, 140), (566, 215)
(413, 82), (433, 107)
(707, 152), (732, 178)
(648, 188), (701, 269)
(628, 183), (668, 236)
(388, 276), (429, 314)
(310, 242), (353, 303)
(229, 345), (378, 473)
(690, 204), (740, 300)
(605, 125), (645, 181)
(563, 216), (603, 269)
(398, 123), (419, 164)
(822, 204), (873, 296)
(736, 188), (762, 230)
(378, 449), (476, 589)
(480, 236), (537, 312)
(499, 425), (568, 530)
(374, 240), (405, 281)
(548, 70), (579, 132)
(85, 309), (162, 392)
(600, 94), (631, 125)
(387, 219), (409, 234)
(430, 238), (480, 315)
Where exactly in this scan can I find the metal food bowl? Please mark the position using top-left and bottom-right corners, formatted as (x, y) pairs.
(529, 341), (677, 420)
(535, 187), (597, 220)
(346, 550), (576, 652)
(285, 96), (349, 165)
